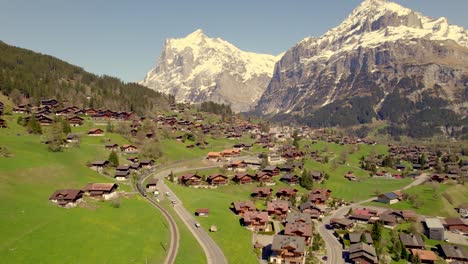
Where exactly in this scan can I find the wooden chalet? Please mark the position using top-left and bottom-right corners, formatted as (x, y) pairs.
(349, 243), (378, 264)
(68, 115), (84, 126)
(178, 174), (202, 186)
(88, 128), (104, 136)
(276, 188), (298, 199)
(242, 211), (269, 231)
(207, 174), (228, 186)
(308, 189), (331, 204)
(231, 201), (255, 215)
(443, 218), (468, 232)
(195, 208), (210, 217)
(270, 235), (306, 264)
(49, 189), (83, 207)
(399, 233), (425, 249)
(330, 218), (355, 230)
(120, 144), (138, 154)
(83, 183), (118, 199)
(37, 115), (53, 126)
(284, 222), (313, 244)
(267, 200), (290, 219)
(263, 165), (280, 176)
(254, 171), (273, 183)
(410, 249), (438, 264)
(232, 173), (254, 184)
(251, 187), (273, 198)
(438, 244), (468, 262)
(285, 212), (312, 224)
(206, 152), (222, 161)
(90, 160), (110, 173)
(280, 174), (300, 185)
(114, 170), (129, 181)
(139, 159), (155, 168)
(146, 178), (159, 190)
(298, 202), (323, 218)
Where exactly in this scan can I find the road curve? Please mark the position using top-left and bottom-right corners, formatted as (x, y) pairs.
(317, 173), (429, 263)
(136, 168), (180, 264)
(141, 163), (228, 264)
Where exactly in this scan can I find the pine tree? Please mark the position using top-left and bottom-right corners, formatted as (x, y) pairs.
(300, 169), (314, 190)
(108, 150), (119, 167)
(45, 122), (65, 152)
(401, 246), (408, 260)
(61, 118), (71, 134)
(27, 116), (42, 134)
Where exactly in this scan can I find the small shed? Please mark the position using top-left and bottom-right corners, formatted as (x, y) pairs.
(195, 208), (210, 217)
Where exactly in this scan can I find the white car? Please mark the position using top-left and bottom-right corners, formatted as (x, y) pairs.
(195, 223), (201, 228)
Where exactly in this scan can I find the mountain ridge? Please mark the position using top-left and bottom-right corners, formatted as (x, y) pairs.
(140, 29), (282, 112)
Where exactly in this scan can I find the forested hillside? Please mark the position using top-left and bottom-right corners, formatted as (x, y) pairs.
(0, 41), (173, 115)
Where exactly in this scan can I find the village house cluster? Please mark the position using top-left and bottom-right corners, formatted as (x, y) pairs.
(329, 207), (468, 263)
(49, 183), (119, 207)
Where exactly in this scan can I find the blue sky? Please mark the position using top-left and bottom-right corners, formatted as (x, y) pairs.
(0, 0), (466, 82)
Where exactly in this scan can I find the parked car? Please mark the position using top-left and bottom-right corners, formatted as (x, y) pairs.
(195, 223), (201, 228)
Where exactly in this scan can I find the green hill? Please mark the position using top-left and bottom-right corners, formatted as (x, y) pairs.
(0, 41), (173, 115)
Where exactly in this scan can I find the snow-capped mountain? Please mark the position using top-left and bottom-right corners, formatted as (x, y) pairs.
(255, 0), (467, 134)
(140, 29), (281, 112)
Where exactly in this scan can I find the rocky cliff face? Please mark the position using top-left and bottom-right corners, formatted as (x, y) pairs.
(140, 29), (280, 112)
(255, 0), (468, 135)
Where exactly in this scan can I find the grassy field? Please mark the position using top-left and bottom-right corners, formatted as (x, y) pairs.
(0, 114), (172, 263)
(160, 200), (206, 264)
(366, 182), (468, 217)
(166, 181), (260, 264)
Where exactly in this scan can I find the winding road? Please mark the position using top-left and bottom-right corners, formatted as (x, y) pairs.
(317, 173), (429, 263)
(138, 161), (230, 264)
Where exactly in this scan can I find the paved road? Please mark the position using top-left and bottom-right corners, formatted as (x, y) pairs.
(317, 173), (429, 263)
(140, 162), (229, 264)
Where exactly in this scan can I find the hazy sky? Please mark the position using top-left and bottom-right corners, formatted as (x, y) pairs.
(1, 0), (467, 82)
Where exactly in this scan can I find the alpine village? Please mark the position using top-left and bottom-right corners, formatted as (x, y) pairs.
(0, 1), (467, 264)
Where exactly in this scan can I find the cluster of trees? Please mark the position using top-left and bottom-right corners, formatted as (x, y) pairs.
(0, 41), (172, 116)
(199, 101), (232, 117)
(300, 169), (314, 190)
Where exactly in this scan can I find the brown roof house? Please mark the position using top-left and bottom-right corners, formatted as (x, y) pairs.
(68, 116), (84, 127)
(276, 188), (298, 199)
(267, 200), (290, 220)
(242, 211), (269, 231)
(270, 235), (306, 264)
(349, 242), (378, 264)
(83, 183), (118, 200)
(284, 222), (313, 244)
(178, 174), (202, 186)
(443, 218), (468, 232)
(207, 174), (228, 186)
(120, 144), (138, 154)
(195, 208), (210, 217)
(438, 244), (468, 262)
(232, 173), (254, 184)
(146, 178), (159, 191)
(309, 189), (331, 204)
(410, 249), (438, 264)
(298, 202), (324, 219)
(399, 233), (425, 249)
(88, 128), (104, 136)
(231, 201), (255, 216)
(251, 187), (273, 199)
(49, 189), (84, 207)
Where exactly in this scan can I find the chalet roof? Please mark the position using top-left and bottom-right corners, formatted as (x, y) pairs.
(276, 188), (298, 195)
(286, 212), (312, 224)
(243, 211), (269, 223)
(349, 232), (373, 244)
(84, 183), (117, 192)
(267, 200), (289, 212)
(380, 192), (399, 200)
(195, 208), (210, 214)
(284, 222), (312, 237)
(439, 244), (468, 260)
(399, 233), (424, 248)
(349, 243), (378, 263)
(410, 249), (438, 261)
(92, 160), (109, 166)
(253, 187), (273, 195)
(281, 174), (299, 180)
(330, 218), (354, 227)
(232, 201), (255, 211)
(298, 202), (322, 212)
(147, 178), (159, 185)
(116, 165), (130, 171)
(444, 218), (467, 226)
(271, 235), (305, 253)
(49, 189), (83, 200)
(115, 170), (129, 177)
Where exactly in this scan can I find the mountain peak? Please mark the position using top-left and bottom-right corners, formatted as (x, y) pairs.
(186, 29), (206, 39)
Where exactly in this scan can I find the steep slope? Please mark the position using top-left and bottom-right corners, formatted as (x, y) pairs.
(0, 41), (171, 115)
(140, 29), (281, 112)
(255, 0), (468, 137)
